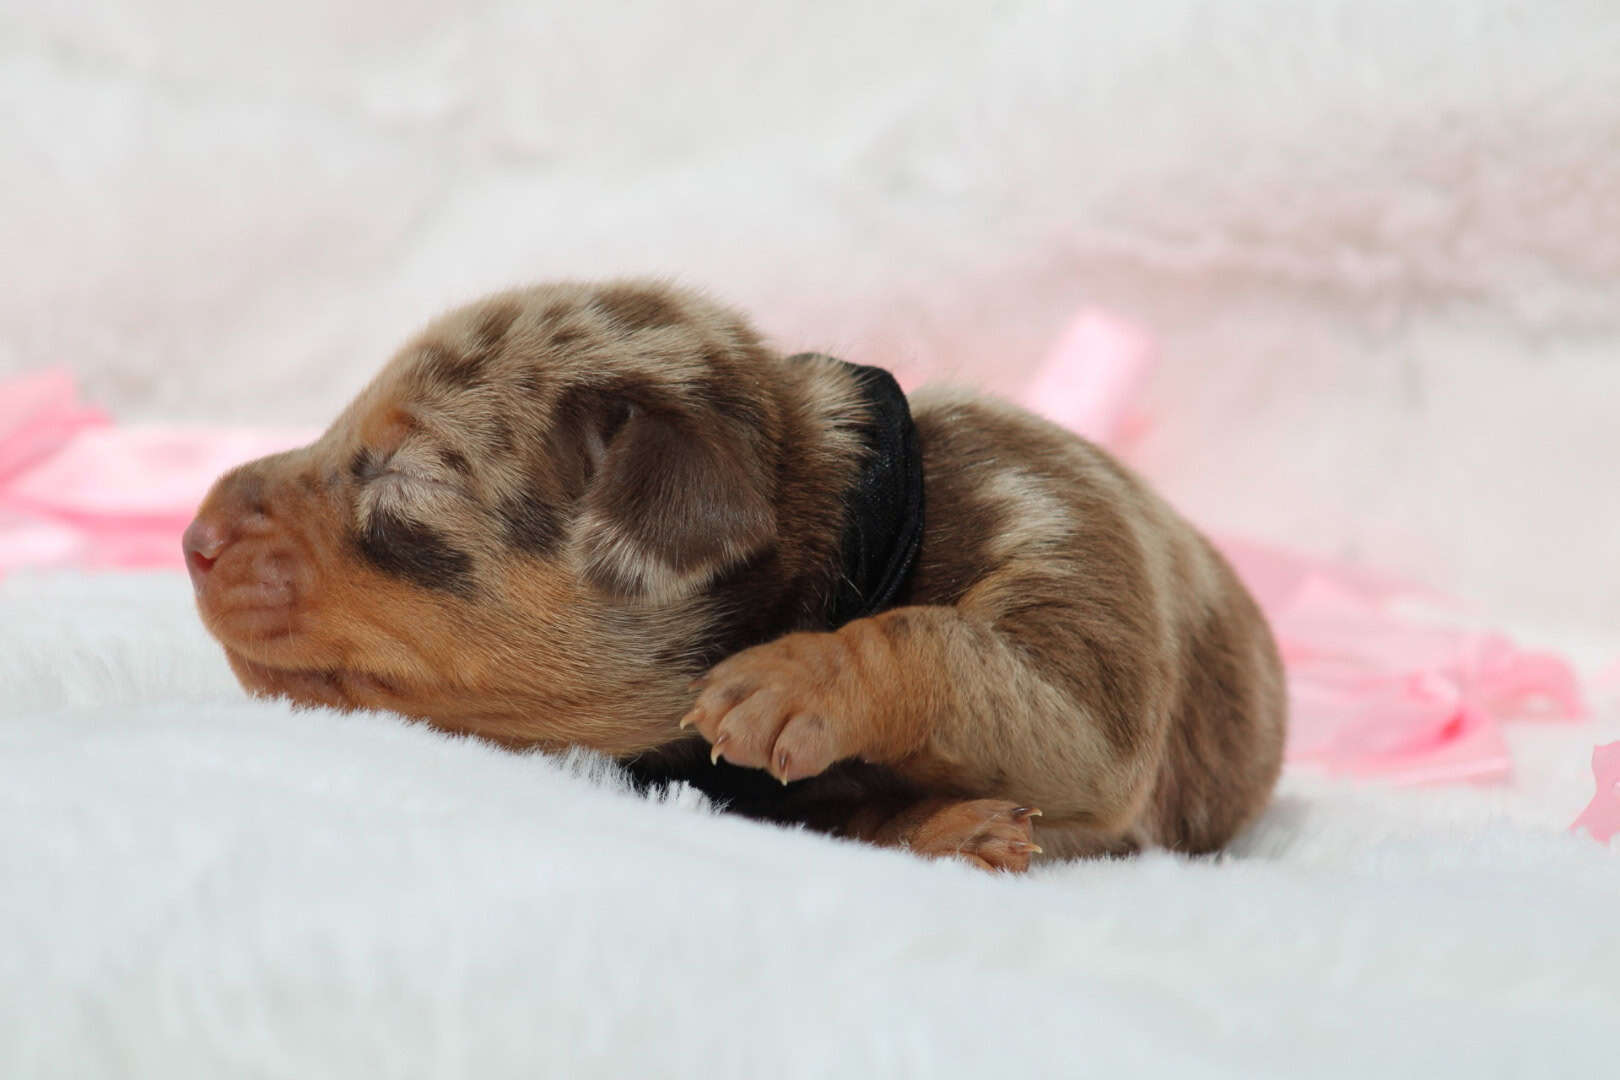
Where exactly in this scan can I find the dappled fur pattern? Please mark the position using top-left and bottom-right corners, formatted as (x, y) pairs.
(186, 280), (1286, 868)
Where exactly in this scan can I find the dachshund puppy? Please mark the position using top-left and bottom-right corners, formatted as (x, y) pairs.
(185, 280), (1286, 871)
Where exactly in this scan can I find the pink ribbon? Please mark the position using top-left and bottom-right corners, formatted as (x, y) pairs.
(1571, 741), (1620, 844)
(0, 369), (312, 572)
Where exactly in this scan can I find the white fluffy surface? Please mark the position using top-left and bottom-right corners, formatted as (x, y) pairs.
(4, 0), (1620, 628)
(2, 571), (1617, 1078)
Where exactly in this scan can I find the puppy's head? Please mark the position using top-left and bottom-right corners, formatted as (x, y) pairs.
(185, 281), (809, 754)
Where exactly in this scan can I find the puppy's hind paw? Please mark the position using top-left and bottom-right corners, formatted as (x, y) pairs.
(907, 799), (1044, 873)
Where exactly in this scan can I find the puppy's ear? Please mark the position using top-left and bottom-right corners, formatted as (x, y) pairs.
(568, 390), (776, 604)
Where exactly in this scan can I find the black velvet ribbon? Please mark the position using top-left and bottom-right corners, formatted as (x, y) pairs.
(788, 355), (926, 628)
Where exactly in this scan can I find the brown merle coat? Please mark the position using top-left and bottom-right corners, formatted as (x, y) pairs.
(185, 280), (1287, 870)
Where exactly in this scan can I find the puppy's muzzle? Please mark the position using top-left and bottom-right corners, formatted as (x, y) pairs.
(184, 465), (307, 647)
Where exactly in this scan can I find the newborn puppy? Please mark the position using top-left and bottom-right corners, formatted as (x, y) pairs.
(185, 280), (1286, 870)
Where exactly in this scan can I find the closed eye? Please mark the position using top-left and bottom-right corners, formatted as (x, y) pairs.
(349, 447), (385, 485)
(349, 446), (466, 497)
(374, 467), (462, 497)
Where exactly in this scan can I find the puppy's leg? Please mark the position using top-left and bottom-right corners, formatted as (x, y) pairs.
(680, 602), (1170, 842)
(846, 798), (1044, 872)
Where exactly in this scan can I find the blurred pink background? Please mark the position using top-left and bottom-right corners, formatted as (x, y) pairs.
(5, 2), (1618, 633)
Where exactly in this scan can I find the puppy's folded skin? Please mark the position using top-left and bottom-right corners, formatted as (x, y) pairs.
(185, 280), (1287, 871)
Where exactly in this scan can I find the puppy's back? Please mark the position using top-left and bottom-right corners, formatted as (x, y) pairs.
(905, 390), (1286, 852)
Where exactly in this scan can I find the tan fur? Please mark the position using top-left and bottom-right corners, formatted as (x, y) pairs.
(187, 279), (1287, 869)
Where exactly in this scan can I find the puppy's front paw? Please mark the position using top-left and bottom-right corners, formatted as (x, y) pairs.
(680, 632), (862, 783)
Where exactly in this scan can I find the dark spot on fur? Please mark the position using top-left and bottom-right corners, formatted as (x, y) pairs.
(441, 448), (473, 476)
(549, 324), (586, 348)
(418, 342), (487, 390)
(355, 508), (474, 596)
(541, 300), (575, 325)
(471, 302), (520, 350)
(499, 496), (567, 556)
(517, 371), (545, 398)
(595, 285), (682, 331)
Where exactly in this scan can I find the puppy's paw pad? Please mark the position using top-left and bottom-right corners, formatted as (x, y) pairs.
(770, 712), (842, 783)
(910, 799), (1042, 874)
(679, 635), (854, 782)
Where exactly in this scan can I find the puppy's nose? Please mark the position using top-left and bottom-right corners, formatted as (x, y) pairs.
(182, 515), (232, 585)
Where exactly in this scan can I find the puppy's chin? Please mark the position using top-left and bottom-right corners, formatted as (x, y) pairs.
(221, 648), (587, 752)
(225, 649), (403, 713)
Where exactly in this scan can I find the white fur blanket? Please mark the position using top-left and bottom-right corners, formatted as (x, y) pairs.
(3, 571), (1616, 1077)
